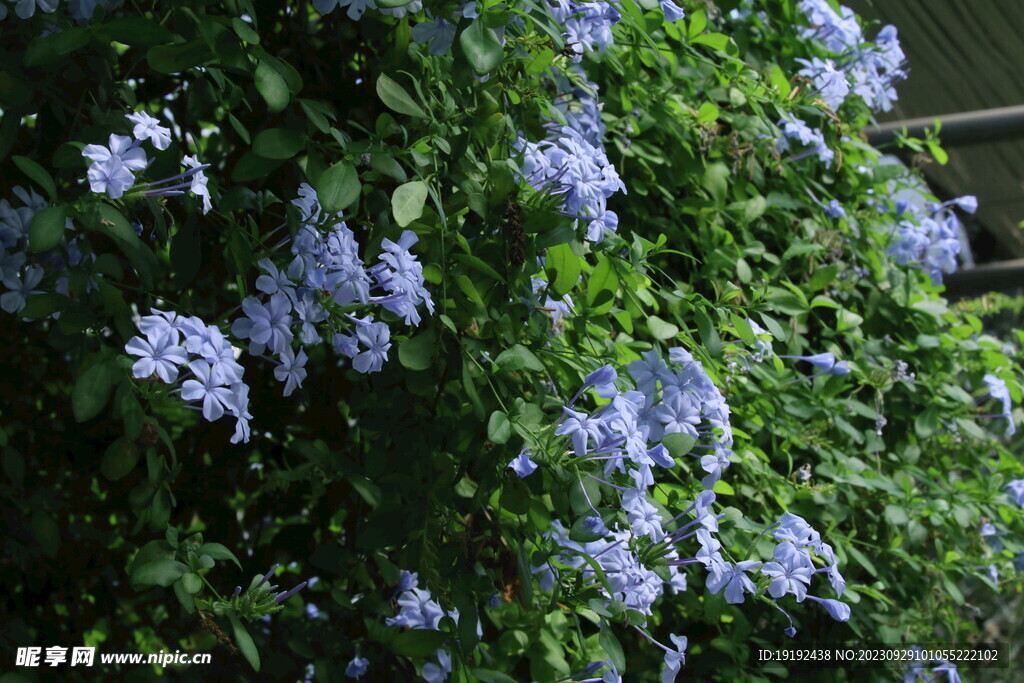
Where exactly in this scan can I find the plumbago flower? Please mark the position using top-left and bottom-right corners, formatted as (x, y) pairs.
(0, 185), (99, 317)
(795, 0), (907, 113)
(877, 193), (974, 285)
(221, 564), (308, 621)
(516, 67), (625, 244)
(515, 349), (848, 674)
(384, 570), (483, 681)
(229, 184), (433, 395)
(125, 309), (253, 443)
(82, 111), (213, 213)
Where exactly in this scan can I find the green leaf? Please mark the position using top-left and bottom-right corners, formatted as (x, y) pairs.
(376, 74), (427, 118)
(231, 18), (261, 44)
(599, 626), (626, 674)
(646, 315), (678, 341)
(451, 253), (504, 283)
(316, 161), (360, 214)
(254, 60), (289, 113)
(79, 203), (159, 288)
(369, 152), (407, 182)
(586, 256), (618, 309)
(20, 293), (67, 320)
(390, 629), (450, 657)
(146, 40), (212, 74)
(460, 21), (503, 74)
(884, 504), (909, 526)
(398, 330), (435, 371)
(696, 101), (719, 123)
(687, 9), (708, 38)
(545, 243), (582, 298)
(197, 543), (243, 570)
(94, 17), (175, 47)
(392, 181), (428, 227)
(846, 545), (878, 578)
(180, 572), (203, 595)
(694, 309), (721, 357)
(27, 205), (66, 253)
(692, 32), (731, 51)
(495, 345), (545, 373)
(662, 432), (696, 459)
(131, 559), (189, 587)
(12, 155), (57, 203)
(808, 265), (839, 292)
(252, 128), (304, 159)
(702, 162), (730, 204)
(524, 47), (555, 76)
(100, 438), (139, 481)
(228, 611), (261, 671)
(470, 670), (519, 683)
(72, 360), (119, 423)
(487, 411), (512, 445)
(24, 27), (91, 67)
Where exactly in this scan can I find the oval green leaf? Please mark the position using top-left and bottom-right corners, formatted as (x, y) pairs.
(27, 205), (66, 253)
(376, 74), (426, 118)
(316, 161), (360, 214)
(392, 180), (427, 227)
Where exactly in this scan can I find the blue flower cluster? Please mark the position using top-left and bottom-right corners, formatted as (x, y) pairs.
(774, 114), (835, 166)
(796, 0), (907, 112)
(512, 350), (848, 675)
(231, 184), (432, 388)
(83, 111), (212, 213)
(0, 186), (97, 315)
(125, 309), (253, 443)
(0, 0), (123, 21)
(885, 195), (976, 285)
(314, 0), (422, 22)
(547, 0), (620, 57)
(517, 70), (626, 243)
(385, 570), (481, 682)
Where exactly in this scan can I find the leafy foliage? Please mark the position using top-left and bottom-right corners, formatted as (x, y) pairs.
(0, 0), (1021, 681)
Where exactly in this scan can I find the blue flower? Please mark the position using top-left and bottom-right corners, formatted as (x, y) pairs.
(83, 133), (148, 172)
(508, 448), (538, 477)
(232, 294), (294, 355)
(1007, 480), (1024, 507)
(86, 156), (136, 199)
(706, 560), (761, 604)
(11, 0), (58, 19)
(180, 361), (234, 421)
(659, 0), (684, 22)
(274, 347), (308, 397)
(660, 634), (687, 683)
(761, 561), (813, 601)
(411, 16), (457, 55)
(182, 155), (212, 214)
(345, 656), (369, 679)
(125, 330), (188, 383)
(805, 595), (851, 621)
(1, 265), (44, 313)
(421, 649), (451, 683)
(126, 111), (171, 150)
(555, 407), (604, 456)
(352, 321), (391, 374)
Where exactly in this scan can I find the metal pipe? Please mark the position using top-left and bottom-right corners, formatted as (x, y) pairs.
(865, 104), (1024, 147)
(944, 259), (1024, 299)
